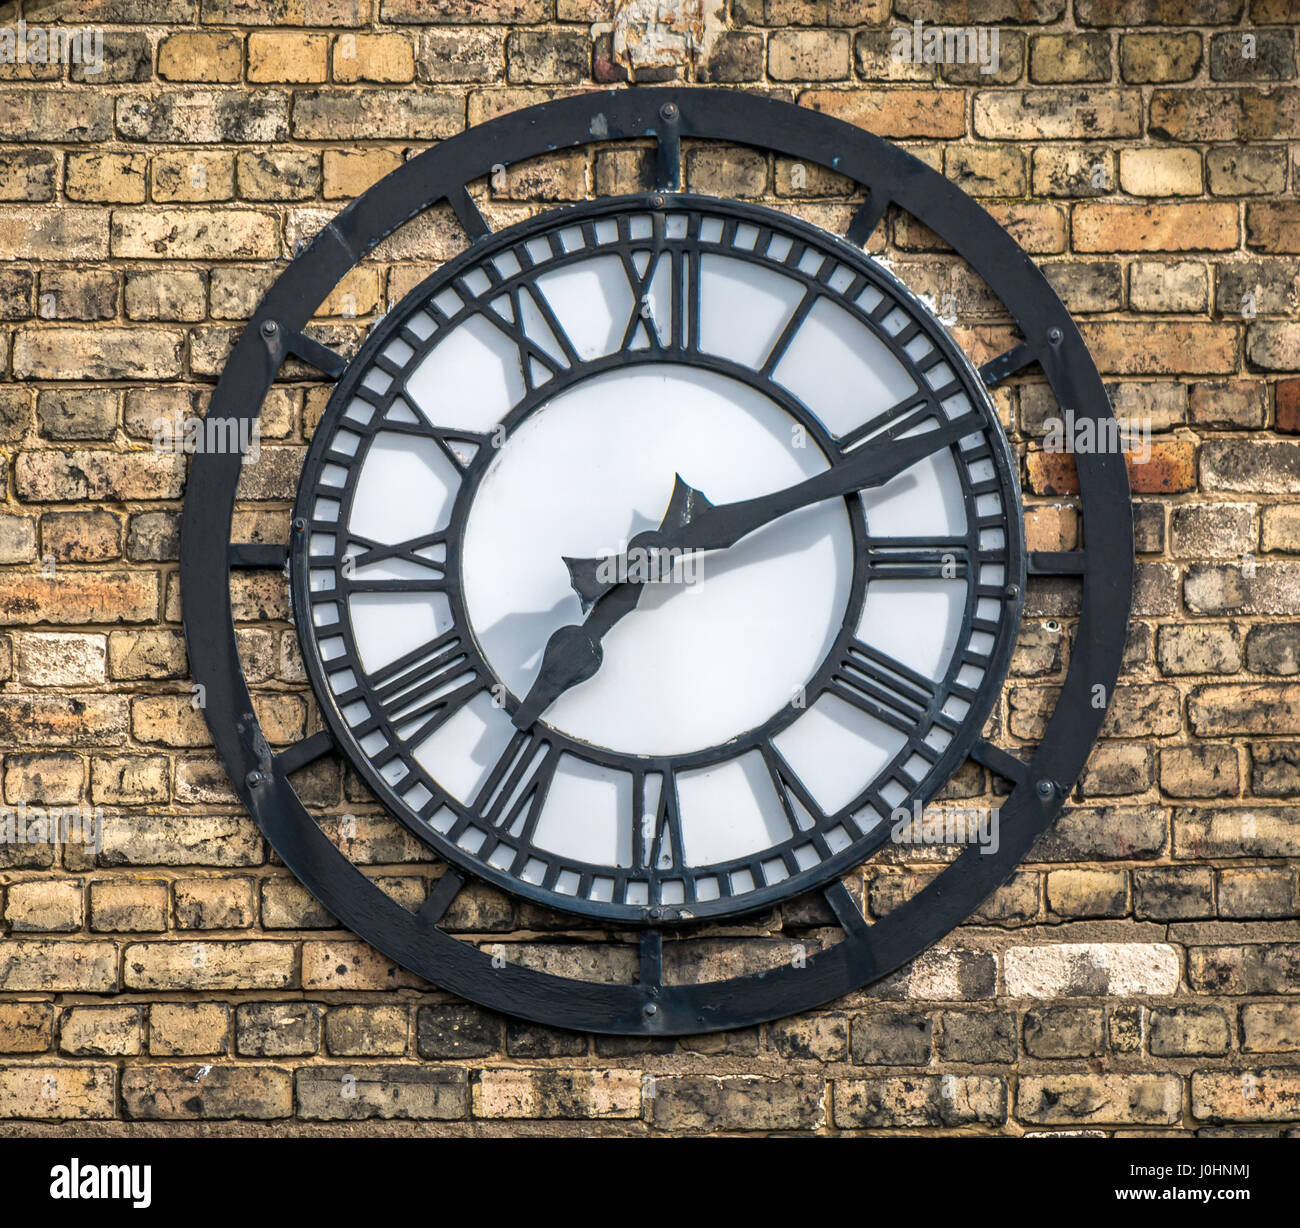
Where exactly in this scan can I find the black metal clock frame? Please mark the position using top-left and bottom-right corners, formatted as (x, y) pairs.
(181, 88), (1133, 1035)
(291, 194), (1024, 925)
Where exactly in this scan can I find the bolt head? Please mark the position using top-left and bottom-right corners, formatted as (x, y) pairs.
(659, 102), (678, 122)
(1047, 327), (1063, 344)
(1036, 779), (1054, 798)
(246, 770), (265, 788)
(260, 319), (278, 337)
(292, 517), (306, 533)
(643, 1002), (658, 1017)
(1005, 583), (1020, 599)
(649, 193), (665, 209)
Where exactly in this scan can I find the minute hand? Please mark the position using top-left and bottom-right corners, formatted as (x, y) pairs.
(567, 412), (984, 606)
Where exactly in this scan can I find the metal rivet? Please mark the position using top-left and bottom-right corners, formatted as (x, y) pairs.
(260, 319), (278, 337)
(246, 770), (265, 788)
(643, 1002), (658, 1016)
(1005, 583), (1020, 599)
(1036, 779), (1054, 798)
(659, 102), (678, 122)
(1047, 327), (1062, 344)
(649, 193), (665, 209)
(292, 517), (306, 533)
(648, 907), (662, 920)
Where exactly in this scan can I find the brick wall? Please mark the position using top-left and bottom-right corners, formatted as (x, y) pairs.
(0, 0), (1297, 1135)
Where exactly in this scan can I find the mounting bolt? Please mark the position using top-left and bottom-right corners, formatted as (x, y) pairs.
(246, 770), (266, 788)
(260, 319), (278, 338)
(659, 102), (678, 122)
(292, 517), (306, 534)
(1005, 583), (1020, 599)
(1047, 327), (1063, 344)
(649, 193), (666, 209)
(1036, 779), (1054, 799)
(643, 1002), (658, 1017)
(648, 907), (662, 920)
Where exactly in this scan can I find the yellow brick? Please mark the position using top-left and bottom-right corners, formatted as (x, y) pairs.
(333, 33), (415, 83)
(323, 148), (405, 199)
(158, 31), (243, 83)
(248, 31), (329, 84)
(1119, 148), (1203, 198)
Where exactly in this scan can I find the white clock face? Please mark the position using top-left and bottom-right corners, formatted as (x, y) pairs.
(291, 197), (1025, 923)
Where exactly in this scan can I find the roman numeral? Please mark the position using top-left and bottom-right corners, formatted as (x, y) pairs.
(473, 731), (560, 842)
(355, 631), (480, 751)
(637, 770), (683, 873)
(342, 531), (447, 577)
(760, 742), (825, 838)
(484, 285), (575, 393)
(827, 640), (936, 734)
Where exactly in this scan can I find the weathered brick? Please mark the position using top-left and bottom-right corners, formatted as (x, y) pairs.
(1020, 1074), (1182, 1125)
(158, 31), (243, 83)
(117, 91), (290, 143)
(0, 941), (118, 992)
(1005, 943), (1180, 997)
(1192, 1069), (1300, 1122)
(0, 1003), (53, 1054)
(835, 1075), (1005, 1128)
(101, 813), (263, 868)
(89, 879), (169, 933)
(124, 941), (294, 991)
(149, 1003), (229, 1057)
(326, 1005), (410, 1057)
(122, 1065), (292, 1120)
(298, 1065), (467, 1120)
(293, 90), (463, 140)
(652, 1074), (823, 1130)
(0, 1065), (115, 1120)
(60, 1005), (142, 1057)
(802, 89), (965, 138)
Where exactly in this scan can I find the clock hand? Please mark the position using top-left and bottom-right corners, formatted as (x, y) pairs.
(511, 579), (644, 730)
(516, 412), (983, 728)
(565, 411), (984, 609)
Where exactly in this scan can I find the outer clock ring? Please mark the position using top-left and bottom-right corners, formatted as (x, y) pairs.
(288, 193), (1026, 926)
(181, 88), (1133, 1034)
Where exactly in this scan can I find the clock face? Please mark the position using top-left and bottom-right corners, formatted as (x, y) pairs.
(290, 195), (1025, 924)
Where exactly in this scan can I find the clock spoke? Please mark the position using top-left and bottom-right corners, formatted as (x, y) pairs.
(1028, 550), (1086, 575)
(228, 542), (288, 569)
(448, 184), (491, 242)
(274, 729), (335, 776)
(638, 927), (664, 991)
(971, 737), (1032, 789)
(979, 340), (1038, 388)
(418, 869), (466, 925)
(259, 319), (348, 379)
(824, 880), (873, 946)
(844, 190), (890, 248)
(654, 111), (681, 192)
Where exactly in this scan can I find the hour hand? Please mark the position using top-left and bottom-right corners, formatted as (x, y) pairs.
(512, 624), (603, 729)
(563, 474), (713, 611)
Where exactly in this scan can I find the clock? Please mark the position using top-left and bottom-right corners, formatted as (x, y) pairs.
(183, 90), (1133, 1034)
